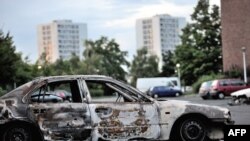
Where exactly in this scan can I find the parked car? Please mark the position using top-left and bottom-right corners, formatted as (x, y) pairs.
(209, 79), (249, 99)
(31, 93), (64, 103)
(0, 75), (233, 141)
(229, 88), (250, 105)
(136, 77), (181, 92)
(199, 81), (213, 100)
(148, 86), (182, 98)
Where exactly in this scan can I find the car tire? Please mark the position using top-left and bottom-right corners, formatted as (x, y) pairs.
(201, 96), (208, 100)
(233, 97), (247, 105)
(2, 124), (31, 141)
(218, 93), (225, 99)
(172, 118), (207, 141)
(153, 94), (158, 98)
(175, 92), (180, 97)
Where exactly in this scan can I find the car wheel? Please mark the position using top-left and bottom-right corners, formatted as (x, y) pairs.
(178, 118), (206, 141)
(234, 97), (247, 105)
(175, 92), (180, 97)
(218, 93), (225, 99)
(201, 96), (208, 100)
(212, 95), (218, 99)
(153, 94), (158, 98)
(2, 125), (31, 141)
(201, 95), (209, 100)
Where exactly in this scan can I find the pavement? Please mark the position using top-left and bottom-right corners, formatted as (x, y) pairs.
(166, 94), (250, 125)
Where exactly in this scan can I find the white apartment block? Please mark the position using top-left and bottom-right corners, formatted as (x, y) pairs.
(37, 20), (87, 63)
(136, 14), (186, 68)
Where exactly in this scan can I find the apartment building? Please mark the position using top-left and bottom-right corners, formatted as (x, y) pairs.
(37, 20), (87, 63)
(136, 14), (186, 68)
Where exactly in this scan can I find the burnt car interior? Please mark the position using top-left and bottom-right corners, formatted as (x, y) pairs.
(30, 80), (82, 103)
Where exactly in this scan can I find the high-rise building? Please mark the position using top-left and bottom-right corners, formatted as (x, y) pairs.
(136, 14), (186, 67)
(221, 0), (250, 72)
(37, 20), (87, 63)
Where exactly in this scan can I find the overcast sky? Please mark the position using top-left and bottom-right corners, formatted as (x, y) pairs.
(0, 0), (220, 63)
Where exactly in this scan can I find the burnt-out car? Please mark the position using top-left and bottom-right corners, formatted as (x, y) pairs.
(0, 75), (233, 141)
(229, 88), (250, 105)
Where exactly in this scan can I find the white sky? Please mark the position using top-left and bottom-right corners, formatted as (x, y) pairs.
(0, 0), (220, 63)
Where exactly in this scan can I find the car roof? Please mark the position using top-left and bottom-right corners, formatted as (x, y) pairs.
(217, 78), (241, 81)
(202, 80), (213, 84)
(34, 75), (112, 81)
(153, 86), (168, 88)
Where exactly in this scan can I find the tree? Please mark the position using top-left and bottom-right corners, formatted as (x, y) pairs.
(0, 30), (20, 89)
(130, 48), (159, 86)
(174, 0), (222, 85)
(36, 52), (54, 76)
(0, 30), (35, 89)
(83, 37), (130, 81)
(14, 54), (34, 86)
(49, 53), (81, 75)
(68, 53), (81, 74)
(160, 51), (175, 77)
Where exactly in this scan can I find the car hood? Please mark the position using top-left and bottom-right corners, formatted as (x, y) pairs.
(231, 88), (250, 97)
(156, 99), (230, 119)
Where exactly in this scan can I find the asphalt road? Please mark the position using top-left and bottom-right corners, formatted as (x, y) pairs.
(167, 94), (250, 125)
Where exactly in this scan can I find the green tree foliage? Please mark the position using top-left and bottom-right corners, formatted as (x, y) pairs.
(0, 30), (36, 91)
(0, 31), (20, 89)
(130, 48), (159, 86)
(174, 0), (222, 85)
(192, 73), (225, 93)
(14, 55), (34, 86)
(36, 52), (54, 76)
(49, 54), (81, 75)
(0, 87), (7, 96)
(31, 37), (129, 81)
(83, 37), (130, 81)
(68, 54), (81, 74)
(160, 51), (175, 77)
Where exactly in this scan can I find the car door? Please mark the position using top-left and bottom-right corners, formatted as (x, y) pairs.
(231, 80), (246, 93)
(164, 87), (173, 96)
(27, 79), (91, 140)
(84, 79), (161, 140)
(219, 80), (231, 95)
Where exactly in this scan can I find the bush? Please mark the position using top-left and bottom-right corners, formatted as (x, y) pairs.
(192, 73), (225, 93)
(0, 87), (7, 97)
(224, 65), (242, 78)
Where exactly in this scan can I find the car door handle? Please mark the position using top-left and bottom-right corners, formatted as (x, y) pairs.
(95, 107), (112, 115)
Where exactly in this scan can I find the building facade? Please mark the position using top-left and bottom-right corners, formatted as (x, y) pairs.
(221, 0), (250, 72)
(37, 20), (87, 63)
(136, 14), (186, 68)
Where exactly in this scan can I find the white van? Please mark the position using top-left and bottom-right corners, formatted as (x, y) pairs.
(136, 77), (181, 93)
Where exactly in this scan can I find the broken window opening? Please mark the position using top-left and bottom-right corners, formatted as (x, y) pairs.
(30, 80), (83, 103)
(85, 80), (138, 103)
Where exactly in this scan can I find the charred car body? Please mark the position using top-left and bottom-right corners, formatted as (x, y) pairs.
(229, 88), (250, 105)
(0, 75), (233, 141)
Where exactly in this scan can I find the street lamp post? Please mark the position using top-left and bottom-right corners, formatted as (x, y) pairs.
(176, 63), (181, 89)
(176, 63), (180, 79)
(242, 47), (247, 83)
